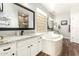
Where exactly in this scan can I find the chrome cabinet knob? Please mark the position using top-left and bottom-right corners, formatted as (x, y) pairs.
(38, 41), (40, 43)
(28, 46), (30, 48)
(12, 53), (15, 56)
(31, 45), (33, 46)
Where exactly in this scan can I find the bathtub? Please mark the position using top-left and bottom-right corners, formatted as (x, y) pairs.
(42, 31), (63, 56)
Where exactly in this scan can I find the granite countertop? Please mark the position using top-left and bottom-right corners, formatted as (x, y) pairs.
(0, 33), (44, 45)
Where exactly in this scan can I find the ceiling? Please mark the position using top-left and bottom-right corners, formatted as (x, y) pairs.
(42, 3), (71, 15)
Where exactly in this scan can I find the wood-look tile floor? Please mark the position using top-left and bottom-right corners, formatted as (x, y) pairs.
(36, 52), (49, 56)
(62, 38), (79, 56)
(37, 38), (79, 56)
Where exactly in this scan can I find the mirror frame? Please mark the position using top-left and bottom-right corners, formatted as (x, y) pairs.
(0, 3), (35, 31)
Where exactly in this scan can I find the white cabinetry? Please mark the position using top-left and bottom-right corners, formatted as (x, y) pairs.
(37, 38), (42, 53)
(30, 37), (42, 56)
(0, 42), (16, 56)
(16, 40), (29, 56)
(0, 35), (42, 56)
(17, 36), (42, 56)
(30, 38), (38, 56)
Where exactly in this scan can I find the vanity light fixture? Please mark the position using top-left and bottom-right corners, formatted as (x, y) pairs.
(36, 8), (47, 16)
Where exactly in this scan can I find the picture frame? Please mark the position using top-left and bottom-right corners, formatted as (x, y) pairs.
(0, 3), (3, 12)
(61, 20), (67, 25)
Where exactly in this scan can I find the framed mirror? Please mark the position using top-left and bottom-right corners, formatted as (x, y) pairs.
(0, 3), (35, 30)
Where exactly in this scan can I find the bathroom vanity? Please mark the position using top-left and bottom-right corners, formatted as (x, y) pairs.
(16, 35), (42, 56)
(0, 32), (63, 56)
(0, 33), (43, 56)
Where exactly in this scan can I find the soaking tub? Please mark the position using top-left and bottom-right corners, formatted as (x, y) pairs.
(42, 31), (63, 56)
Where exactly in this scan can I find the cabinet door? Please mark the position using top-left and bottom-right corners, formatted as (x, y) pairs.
(17, 47), (28, 56)
(30, 37), (42, 56)
(17, 40), (28, 56)
(30, 38), (39, 56)
(17, 37), (42, 56)
(37, 38), (42, 53)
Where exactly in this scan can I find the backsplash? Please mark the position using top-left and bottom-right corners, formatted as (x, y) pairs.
(0, 30), (35, 37)
(0, 31), (17, 36)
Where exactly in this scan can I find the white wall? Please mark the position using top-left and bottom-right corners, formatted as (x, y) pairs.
(54, 13), (71, 39)
(71, 4), (79, 43)
(54, 3), (79, 43)
(52, 3), (71, 39)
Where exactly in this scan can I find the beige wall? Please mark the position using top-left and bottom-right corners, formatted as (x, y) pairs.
(36, 12), (47, 32)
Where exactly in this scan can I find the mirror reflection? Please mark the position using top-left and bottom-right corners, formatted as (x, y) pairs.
(0, 3), (34, 30)
(47, 17), (54, 31)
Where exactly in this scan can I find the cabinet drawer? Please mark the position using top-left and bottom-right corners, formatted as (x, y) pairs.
(17, 39), (31, 48)
(0, 50), (16, 56)
(0, 42), (16, 53)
